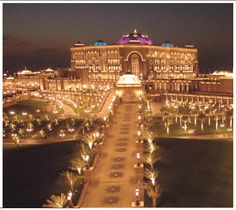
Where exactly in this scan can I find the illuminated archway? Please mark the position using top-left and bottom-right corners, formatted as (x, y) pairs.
(125, 51), (146, 62)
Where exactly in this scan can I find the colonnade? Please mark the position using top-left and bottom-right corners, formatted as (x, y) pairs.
(164, 93), (232, 104)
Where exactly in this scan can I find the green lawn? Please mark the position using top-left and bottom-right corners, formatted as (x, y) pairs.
(4, 99), (64, 120)
(144, 139), (233, 207)
(3, 141), (83, 207)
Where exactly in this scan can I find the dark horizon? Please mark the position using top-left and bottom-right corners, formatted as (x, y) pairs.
(3, 3), (233, 74)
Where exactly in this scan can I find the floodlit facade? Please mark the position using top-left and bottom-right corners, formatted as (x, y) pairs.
(7, 30), (232, 101)
(70, 29), (198, 84)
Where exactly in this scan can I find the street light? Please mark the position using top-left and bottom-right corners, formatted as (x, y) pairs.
(67, 191), (72, 201)
(67, 191), (73, 207)
(136, 153), (140, 166)
(135, 188), (140, 206)
(138, 115), (141, 124)
(9, 111), (15, 115)
(22, 112), (28, 116)
(83, 155), (90, 169)
(137, 130), (141, 142)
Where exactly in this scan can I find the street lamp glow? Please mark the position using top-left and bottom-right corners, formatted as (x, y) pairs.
(9, 111), (15, 115)
(137, 130), (141, 137)
(67, 191), (72, 201)
(22, 112), (28, 116)
(135, 188), (140, 206)
(136, 152), (140, 166)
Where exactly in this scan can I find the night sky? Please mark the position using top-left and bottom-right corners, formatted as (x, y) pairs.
(3, 3), (233, 74)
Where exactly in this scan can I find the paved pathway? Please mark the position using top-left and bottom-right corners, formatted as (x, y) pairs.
(81, 102), (139, 207)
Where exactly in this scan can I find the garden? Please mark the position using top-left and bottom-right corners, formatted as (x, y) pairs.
(149, 99), (233, 138)
(138, 98), (233, 207)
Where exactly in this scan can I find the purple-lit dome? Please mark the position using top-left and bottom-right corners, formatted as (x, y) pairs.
(117, 29), (153, 45)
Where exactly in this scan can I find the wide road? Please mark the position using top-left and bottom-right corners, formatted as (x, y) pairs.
(81, 102), (139, 207)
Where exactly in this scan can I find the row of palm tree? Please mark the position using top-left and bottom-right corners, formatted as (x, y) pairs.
(160, 101), (233, 134)
(43, 117), (105, 208)
(142, 127), (162, 207)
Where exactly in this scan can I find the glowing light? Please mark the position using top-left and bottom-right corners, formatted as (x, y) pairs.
(137, 131), (141, 136)
(82, 154), (89, 162)
(9, 111), (15, 115)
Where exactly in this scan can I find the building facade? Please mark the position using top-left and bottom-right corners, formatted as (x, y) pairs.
(9, 30), (232, 100)
(70, 29), (198, 84)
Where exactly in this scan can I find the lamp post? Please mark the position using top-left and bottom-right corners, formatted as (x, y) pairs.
(83, 155), (90, 169)
(67, 191), (73, 208)
(138, 115), (141, 125)
(136, 153), (141, 167)
(103, 116), (107, 125)
(139, 104), (142, 112)
(135, 188), (140, 206)
(137, 130), (141, 142)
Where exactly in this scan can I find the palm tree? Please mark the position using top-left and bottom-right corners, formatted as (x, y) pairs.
(60, 170), (78, 191)
(76, 143), (92, 169)
(142, 127), (154, 143)
(198, 112), (206, 131)
(178, 105), (190, 126)
(144, 106), (153, 124)
(160, 107), (168, 121)
(10, 123), (16, 131)
(190, 105), (200, 127)
(70, 157), (86, 175)
(82, 133), (97, 150)
(215, 109), (222, 129)
(143, 150), (161, 169)
(143, 182), (161, 207)
(13, 135), (20, 147)
(226, 109), (233, 130)
(144, 142), (160, 154)
(145, 168), (159, 186)
(182, 116), (188, 132)
(18, 128), (24, 137)
(39, 129), (46, 138)
(43, 193), (67, 208)
(165, 117), (173, 134)
(36, 118), (41, 125)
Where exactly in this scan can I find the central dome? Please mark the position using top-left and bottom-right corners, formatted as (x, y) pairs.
(117, 29), (153, 45)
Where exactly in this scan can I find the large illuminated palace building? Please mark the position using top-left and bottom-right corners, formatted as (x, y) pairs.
(4, 30), (233, 102)
(71, 29), (198, 83)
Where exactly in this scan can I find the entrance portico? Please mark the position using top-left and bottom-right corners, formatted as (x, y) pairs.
(116, 72), (143, 102)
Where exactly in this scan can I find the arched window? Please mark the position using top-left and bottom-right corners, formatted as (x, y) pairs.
(130, 54), (140, 75)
